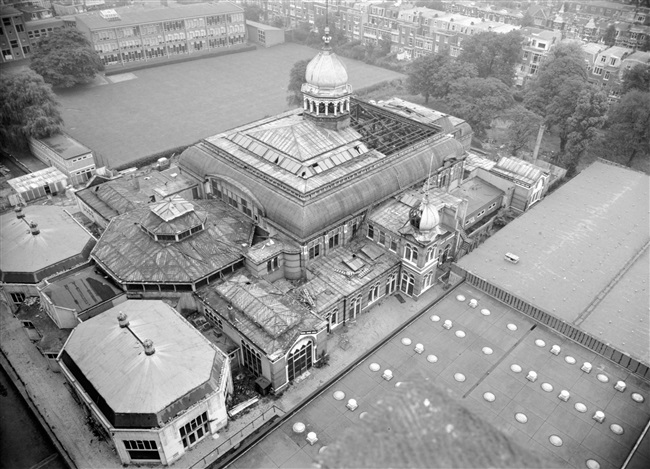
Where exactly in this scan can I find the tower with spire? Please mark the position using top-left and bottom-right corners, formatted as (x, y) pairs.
(301, 27), (353, 131)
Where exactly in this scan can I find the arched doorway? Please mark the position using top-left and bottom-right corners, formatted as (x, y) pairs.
(287, 339), (314, 382)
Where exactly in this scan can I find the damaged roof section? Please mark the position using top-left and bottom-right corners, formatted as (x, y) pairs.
(92, 199), (254, 285)
(197, 273), (326, 357)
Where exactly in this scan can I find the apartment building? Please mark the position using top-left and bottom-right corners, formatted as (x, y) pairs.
(516, 27), (562, 86)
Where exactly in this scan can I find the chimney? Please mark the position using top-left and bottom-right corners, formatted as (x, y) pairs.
(227, 304), (236, 322)
(143, 339), (155, 356)
(29, 221), (40, 235)
(118, 312), (129, 328)
(15, 206), (24, 219)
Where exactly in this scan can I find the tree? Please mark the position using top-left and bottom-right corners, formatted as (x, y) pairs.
(287, 59), (310, 106)
(523, 41), (590, 152)
(598, 91), (650, 168)
(406, 54), (477, 103)
(563, 87), (608, 176)
(602, 24), (617, 46)
(0, 70), (63, 148)
(638, 34), (650, 52)
(621, 63), (650, 94)
(243, 3), (264, 22)
(30, 29), (103, 88)
(503, 106), (543, 155)
(520, 11), (535, 27)
(444, 77), (515, 136)
(415, 0), (445, 10)
(378, 34), (392, 57)
(458, 30), (524, 86)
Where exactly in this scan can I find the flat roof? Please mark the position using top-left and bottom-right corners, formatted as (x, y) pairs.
(41, 265), (123, 313)
(8, 167), (68, 193)
(63, 300), (224, 417)
(0, 205), (94, 282)
(75, 1), (242, 30)
(455, 161), (650, 365)
(452, 177), (504, 214)
(37, 133), (91, 160)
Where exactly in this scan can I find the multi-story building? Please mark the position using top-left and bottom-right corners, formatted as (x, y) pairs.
(0, 4), (30, 62)
(29, 133), (97, 185)
(516, 27), (562, 86)
(587, 45), (634, 101)
(70, 1), (247, 69)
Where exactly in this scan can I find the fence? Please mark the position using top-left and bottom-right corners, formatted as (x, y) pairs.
(189, 405), (285, 469)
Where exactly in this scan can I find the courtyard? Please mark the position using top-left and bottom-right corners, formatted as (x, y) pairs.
(231, 283), (650, 469)
(54, 43), (405, 169)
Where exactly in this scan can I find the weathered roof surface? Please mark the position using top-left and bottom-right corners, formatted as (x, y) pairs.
(141, 196), (206, 236)
(319, 369), (554, 469)
(74, 1), (241, 30)
(0, 205), (95, 284)
(491, 156), (546, 187)
(455, 161), (650, 365)
(451, 177), (504, 214)
(92, 199), (253, 284)
(36, 133), (91, 160)
(149, 195), (194, 222)
(463, 152), (497, 173)
(61, 300), (225, 426)
(245, 239), (295, 264)
(16, 298), (71, 353)
(41, 264), (123, 313)
(373, 98), (455, 133)
(8, 167), (68, 194)
(74, 166), (198, 224)
(181, 129), (464, 241)
(304, 240), (401, 313)
(197, 273), (326, 356)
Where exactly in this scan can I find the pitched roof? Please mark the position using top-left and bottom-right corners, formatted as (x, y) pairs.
(0, 205), (95, 284)
(491, 156), (546, 187)
(92, 199), (253, 284)
(61, 300), (226, 427)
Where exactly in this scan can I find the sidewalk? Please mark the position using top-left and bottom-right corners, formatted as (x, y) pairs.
(0, 283), (447, 469)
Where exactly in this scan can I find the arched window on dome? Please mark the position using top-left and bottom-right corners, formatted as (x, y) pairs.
(318, 102), (326, 114)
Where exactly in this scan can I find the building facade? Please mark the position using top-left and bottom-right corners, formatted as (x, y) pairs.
(71, 2), (247, 69)
(29, 133), (97, 184)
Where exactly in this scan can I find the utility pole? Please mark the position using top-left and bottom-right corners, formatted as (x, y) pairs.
(531, 124), (546, 164)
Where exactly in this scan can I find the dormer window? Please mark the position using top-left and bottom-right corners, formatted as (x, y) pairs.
(140, 196), (206, 243)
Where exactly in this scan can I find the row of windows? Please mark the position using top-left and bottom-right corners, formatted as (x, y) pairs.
(180, 412), (209, 449)
(211, 179), (256, 219)
(366, 224), (398, 252)
(123, 440), (159, 461)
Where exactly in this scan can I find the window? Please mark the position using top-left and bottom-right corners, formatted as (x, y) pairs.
(123, 440), (160, 461)
(476, 210), (485, 218)
(179, 412), (209, 449)
(241, 341), (262, 376)
(385, 273), (397, 295)
(378, 231), (386, 246)
(2, 18), (11, 27)
(267, 256), (279, 273)
(594, 67), (603, 76)
(604, 71), (610, 80)
(288, 340), (313, 381)
(240, 197), (252, 217)
(523, 51), (529, 59)
(600, 56), (606, 63)
(403, 243), (418, 263)
(426, 246), (436, 264)
(228, 194), (238, 208)
(610, 57), (617, 66)
(367, 224), (374, 240)
(348, 294), (362, 319)
(328, 231), (340, 249)
(389, 239), (397, 252)
(10, 40), (18, 49)
(16, 24), (24, 33)
(400, 272), (415, 295)
(308, 241), (320, 259)
(423, 271), (435, 290)
(530, 64), (538, 75)
(11, 292), (25, 304)
(368, 282), (380, 304)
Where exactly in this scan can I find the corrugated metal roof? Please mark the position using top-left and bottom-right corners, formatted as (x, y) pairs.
(62, 300), (226, 424)
(455, 161), (650, 365)
(92, 200), (253, 284)
(491, 156), (546, 187)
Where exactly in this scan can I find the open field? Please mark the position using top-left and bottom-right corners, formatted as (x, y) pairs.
(55, 43), (405, 168)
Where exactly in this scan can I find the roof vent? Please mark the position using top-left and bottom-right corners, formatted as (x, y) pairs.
(15, 206), (24, 219)
(29, 221), (40, 235)
(117, 312), (129, 328)
(143, 339), (155, 356)
(504, 252), (519, 264)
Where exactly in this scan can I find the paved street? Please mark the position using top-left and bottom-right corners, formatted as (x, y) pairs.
(55, 43), (404, 169)
(231, 283), (650, 469)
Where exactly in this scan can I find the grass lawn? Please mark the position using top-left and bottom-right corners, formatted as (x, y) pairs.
(54, 43), (404, 169)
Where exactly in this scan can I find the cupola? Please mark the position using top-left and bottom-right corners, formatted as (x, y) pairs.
(409, 193), (442, 241)
(301, 27), (353, 131)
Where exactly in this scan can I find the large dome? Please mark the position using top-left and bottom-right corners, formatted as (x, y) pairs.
(305, 49), (349, 90)
(419, 196), (441, 232)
